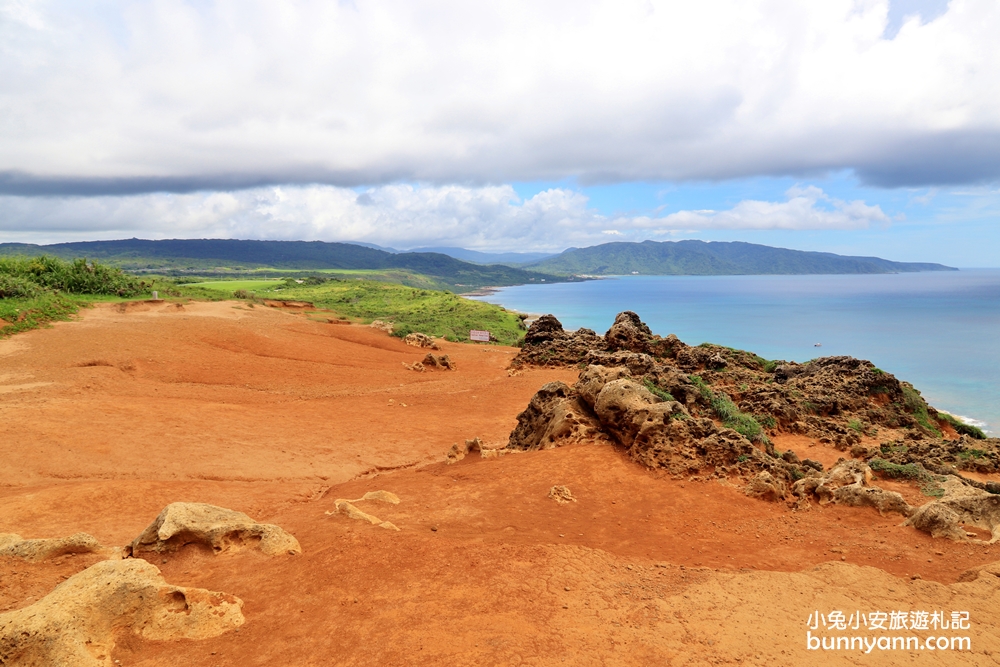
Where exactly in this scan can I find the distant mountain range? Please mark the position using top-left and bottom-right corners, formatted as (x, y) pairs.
(0, 238), (565, 291)
(523, 240), (956, 275)
(346, 242), (555, 265)
(0, 239), (955, 292)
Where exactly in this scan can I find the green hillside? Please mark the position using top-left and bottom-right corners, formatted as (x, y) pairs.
(525, 240), (957, 275)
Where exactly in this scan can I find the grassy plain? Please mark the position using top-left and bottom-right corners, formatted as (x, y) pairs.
(218, 278), (526, 344)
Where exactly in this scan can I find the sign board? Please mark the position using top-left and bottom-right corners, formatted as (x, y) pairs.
(470, 329), (490, 342)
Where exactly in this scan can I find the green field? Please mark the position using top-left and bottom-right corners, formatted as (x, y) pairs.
(219, 278), (527, 344)
(184, 279), (286, 292)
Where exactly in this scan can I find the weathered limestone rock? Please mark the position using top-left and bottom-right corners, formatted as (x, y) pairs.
(128, 502), (302, 557)
(506, 381), (611, 451)
(0, 532), (106, 561)
(548, 485), (577, 504)
(403, 332), (439, 349)
(792, 460), (912, 516)
(0, 559), (243, 667)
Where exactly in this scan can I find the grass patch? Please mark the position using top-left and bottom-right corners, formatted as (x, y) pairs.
(938, 412), (987, 440)
(184, 279), (285, 293)
(848, 418), (864, 433)
(957, 449), (988, 460)
(643, 378), (675, 402)
(901, 383), (942, 436)
(0, 293), (83, 337)
(868, 457), (929, 481)
(689, 374), (767, 443)
(757, 414), (777, 429)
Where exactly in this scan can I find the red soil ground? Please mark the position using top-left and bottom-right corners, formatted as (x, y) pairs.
(2, 300), (998, 666)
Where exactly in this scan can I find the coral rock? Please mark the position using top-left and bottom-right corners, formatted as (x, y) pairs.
(0, 559), (243, 667)
(128, 502), (302, 557)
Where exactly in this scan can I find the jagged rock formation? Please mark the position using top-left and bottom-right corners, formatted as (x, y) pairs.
(0, 559), (243, 667)
(405, 353), (456, 372)
(403, 332), (439, 349)
(507, 312), (1000, 517)
(509, 314), (604, 367)
(506, 380), (612, 451)
(127, 503), (302, 557)
(0, 532), (107, 561)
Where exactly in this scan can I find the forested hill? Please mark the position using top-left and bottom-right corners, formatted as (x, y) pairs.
(524, 240), (957, 275)
(0, 238), (566, 291)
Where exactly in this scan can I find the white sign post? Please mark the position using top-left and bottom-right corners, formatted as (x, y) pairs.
(470, 329), (490, 342)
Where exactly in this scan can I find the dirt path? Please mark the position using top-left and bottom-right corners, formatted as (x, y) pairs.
(2, 301), (998, 666)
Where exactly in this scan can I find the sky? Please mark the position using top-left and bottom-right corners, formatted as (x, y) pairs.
(1, 0), (998, 265)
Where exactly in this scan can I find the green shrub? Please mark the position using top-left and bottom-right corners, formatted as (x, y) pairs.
(901, 383), (941, 436)
(0, 256), (144, 297)
(0, 274), (42, 299)
(763, 360), (779, 373)
(848, 419), (864, 433)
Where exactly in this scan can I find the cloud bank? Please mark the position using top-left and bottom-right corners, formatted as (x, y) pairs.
(0, 184), (889, 250)
(0, 0), (999, 195)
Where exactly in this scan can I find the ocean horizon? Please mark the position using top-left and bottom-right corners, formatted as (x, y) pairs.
(471, 269), (1000, 434)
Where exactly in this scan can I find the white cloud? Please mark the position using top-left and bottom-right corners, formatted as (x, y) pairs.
(648, 186), (890, 230)
(0, 0), (998, 195)
(0, 184), (888, 250)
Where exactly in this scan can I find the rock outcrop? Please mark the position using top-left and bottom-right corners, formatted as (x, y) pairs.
(0, 532), (107, 561)
(507, 312), (1000, 503)
(507, 381), (612, 451)
(509, 315), (604, 368)
(791, 460), (912, 516)
(904, 479), (1000, 542)
(403, 332), (439, 349)
(127, 502), (302, 557)
(0, 559), (243, 667)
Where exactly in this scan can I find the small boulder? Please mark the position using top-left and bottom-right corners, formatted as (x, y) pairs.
(128, 503), (301, 557)
(548, 485), (577, 504)
(0, 532), (106, 562)
(403, 332), (439, 349)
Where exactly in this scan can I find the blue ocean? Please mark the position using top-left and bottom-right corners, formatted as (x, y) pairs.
(472, 270), (1000, 434)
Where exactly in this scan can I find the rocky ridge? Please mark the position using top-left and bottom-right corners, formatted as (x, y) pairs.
(507, 312), (1000, 541)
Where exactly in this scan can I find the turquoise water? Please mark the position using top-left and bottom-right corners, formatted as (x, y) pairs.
(472, 270), (1000, 434)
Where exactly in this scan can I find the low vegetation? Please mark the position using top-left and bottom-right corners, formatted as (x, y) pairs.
(0, 256), (150, 337)
(690, 374), (769, 444)
(901, 383), (941, 437)
(938, 411), (987, 439)
(216, 277), (527, 345)
(2, 257), (527, 345)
